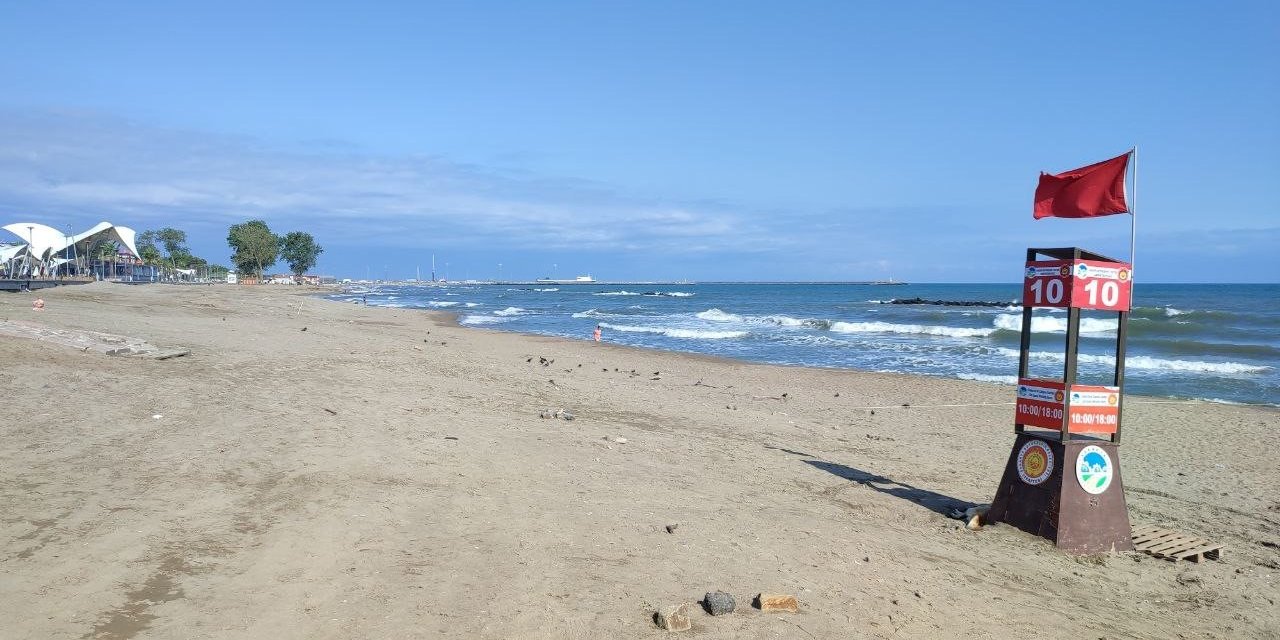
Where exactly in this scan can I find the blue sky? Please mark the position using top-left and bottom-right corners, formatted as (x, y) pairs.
(1, 2), (1276, 282)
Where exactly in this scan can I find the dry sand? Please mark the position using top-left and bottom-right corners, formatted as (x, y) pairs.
(2, 282), (1277, 639)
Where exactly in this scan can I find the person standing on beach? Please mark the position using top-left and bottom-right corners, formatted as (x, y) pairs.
(593, 325), (602, 342)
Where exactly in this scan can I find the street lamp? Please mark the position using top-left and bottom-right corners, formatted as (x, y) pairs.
(27, 225), (35, 278)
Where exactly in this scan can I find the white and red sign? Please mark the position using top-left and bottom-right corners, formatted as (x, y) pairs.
(1022, 259), (1132, 311)
(1015, 378), (1120, 434)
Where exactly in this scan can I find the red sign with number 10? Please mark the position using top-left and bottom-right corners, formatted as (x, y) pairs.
(1023, 259), (1132, 311)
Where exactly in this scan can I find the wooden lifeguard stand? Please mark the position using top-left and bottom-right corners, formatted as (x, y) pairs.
(986, 247), (1135, 553)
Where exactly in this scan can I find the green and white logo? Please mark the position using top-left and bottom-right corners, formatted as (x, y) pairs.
(1076, 445), (1113, 495)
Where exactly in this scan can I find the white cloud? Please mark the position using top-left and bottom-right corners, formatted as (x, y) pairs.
(0, 109), (768, 253)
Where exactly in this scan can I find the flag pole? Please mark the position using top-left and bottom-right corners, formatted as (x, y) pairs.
(1129, 145), (1137, 268)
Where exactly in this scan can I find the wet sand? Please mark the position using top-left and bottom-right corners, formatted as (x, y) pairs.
(2, 282), (1277, 639)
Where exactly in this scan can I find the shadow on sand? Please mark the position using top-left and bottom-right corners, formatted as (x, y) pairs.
(804, 459), (977, 516)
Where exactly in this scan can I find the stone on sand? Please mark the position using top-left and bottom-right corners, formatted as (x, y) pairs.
(654, 603), (692, 631)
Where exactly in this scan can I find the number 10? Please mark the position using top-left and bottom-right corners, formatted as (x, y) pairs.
(1029, 278), (1064, 304)
(1083, 279), (1120, 307)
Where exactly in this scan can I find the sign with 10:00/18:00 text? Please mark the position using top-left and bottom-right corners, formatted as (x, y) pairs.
(1016, 378), (1120, 435)
(1023, 259), (1132, 312)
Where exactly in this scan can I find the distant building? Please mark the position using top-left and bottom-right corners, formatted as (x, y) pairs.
(226, 272), (238, 285)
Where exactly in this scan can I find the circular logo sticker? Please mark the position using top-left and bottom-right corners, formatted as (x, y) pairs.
(1017, 439), (1054, 485)
(1076, 445), (1113, 495)
(1026, 267), (1036, 279)
(1107, 394), (1119, 406)
(1118, 268), (1130, 281)
(1059, 265), (1071, 277)
(1054, 390), (1065, 403)
(1075, 263), (1089, 277)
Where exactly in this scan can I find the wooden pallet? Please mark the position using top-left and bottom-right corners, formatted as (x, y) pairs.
(1131, 524), (1224, 563)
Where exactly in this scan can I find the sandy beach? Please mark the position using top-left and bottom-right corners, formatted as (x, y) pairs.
(2, 282), (1277, 639)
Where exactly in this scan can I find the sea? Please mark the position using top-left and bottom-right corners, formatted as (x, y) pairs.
(329, 283), (1279, 406)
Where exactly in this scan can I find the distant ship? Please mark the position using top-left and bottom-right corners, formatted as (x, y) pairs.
(535, 275), (597, 284)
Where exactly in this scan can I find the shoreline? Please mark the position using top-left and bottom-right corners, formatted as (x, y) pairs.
(3, 282), (1277, 639)
(329, 290), (1280, 409)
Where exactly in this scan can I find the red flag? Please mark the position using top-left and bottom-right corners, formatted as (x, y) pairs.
(1033, 152), (1131, 219)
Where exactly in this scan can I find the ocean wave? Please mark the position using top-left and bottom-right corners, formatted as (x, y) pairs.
(460, 315), (509, 325)
(595, 290), (640, 296)
(995, 347), (1270, 374)
(829, 321), (997, 338)
(599, 323), (747, 340)
(493, 306), (525, 316)
(696, 308), (743, 322)
(993, 314), (1117, 333)
(464, 302), (480, 307)
(426, 301), (460, 308)
(533, 288), (559, 292)
(571, 308), (619, 319)
(656, 291), (695, 297)
(958, 373), (1018, 384)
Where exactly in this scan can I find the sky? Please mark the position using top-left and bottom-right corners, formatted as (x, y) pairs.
(1, 1), (1277, 282)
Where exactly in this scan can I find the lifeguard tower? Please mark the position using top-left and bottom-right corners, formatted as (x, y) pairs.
(986, 247), (1134, 554)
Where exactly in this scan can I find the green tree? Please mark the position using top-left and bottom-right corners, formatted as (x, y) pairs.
(227, 220), (279, 282)
(278, 231), (324, 280)
(155, 227), (188, 270)
(136, 231), (162, 264)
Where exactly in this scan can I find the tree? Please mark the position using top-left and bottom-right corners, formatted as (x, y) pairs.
(227, 220), (279, 282)
(154, 227), (188, 270)
(279, 232), (324, 280)
(136, 231), (162, 265)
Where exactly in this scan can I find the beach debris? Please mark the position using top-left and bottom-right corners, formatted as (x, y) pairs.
(901, 403), (910, 407)
(539, 408), (576, 421)
(32, 298), (45, 311)
(653, 603), (692, 631)
(444, 436), (459, 440)
(300, 327), (307, 331)
(834, 392), (840, 397)
(323, 408), (338, 415)
(0, 320), (189, 360)
(870, 410), (875, 415)
(754, 594), (799, 613)
(782, 392), (789, 400)
(562, 411), (575, 421)
(527, 357), (533, 362)
(666, 524), (679, 534)
(606, 436), (628, 444)
(703, 591), (736, 616)
(152, 414), (163, 419)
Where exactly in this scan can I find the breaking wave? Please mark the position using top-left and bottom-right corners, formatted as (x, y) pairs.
(493, 307), (525, 316)
(829, 321), (997, 338)
(996, 348), (1269, 374)
(599, 323), (747, 339)
(993, 314), (1117, 334)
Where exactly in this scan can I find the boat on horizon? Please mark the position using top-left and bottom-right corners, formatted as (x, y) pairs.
(535, 275), (597, 284)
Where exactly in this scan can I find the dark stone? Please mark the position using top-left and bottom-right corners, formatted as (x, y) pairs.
(703, 591), (735, 616)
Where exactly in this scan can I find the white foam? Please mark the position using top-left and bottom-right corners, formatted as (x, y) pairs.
(460, 315), (508, 325)
(995, 347), (1269, 374)
(761, 315), (806, 327)
(426, 301), (460, 308)
(957, 373), (1018, 384)
(993, 314), (1116, 333)
(829, 321), (996, 338)
(1165, 307), (1187, 317)
(696, 308), (743, 322)
(599, 323), (747, 340)
(595, 290), (640, 296)
(464, 302), (480, 307)
(571, 309), (616, 319)
(493, 307), (525, 316)
(663, 292), (695, 297)
(534, 288), (559, 292)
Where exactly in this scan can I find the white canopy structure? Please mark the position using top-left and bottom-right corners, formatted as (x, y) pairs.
(2, 221), (142, 279)
(1, 221), (140, 262)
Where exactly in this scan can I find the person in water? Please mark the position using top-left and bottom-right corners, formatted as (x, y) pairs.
(593, 325), (602, 342)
